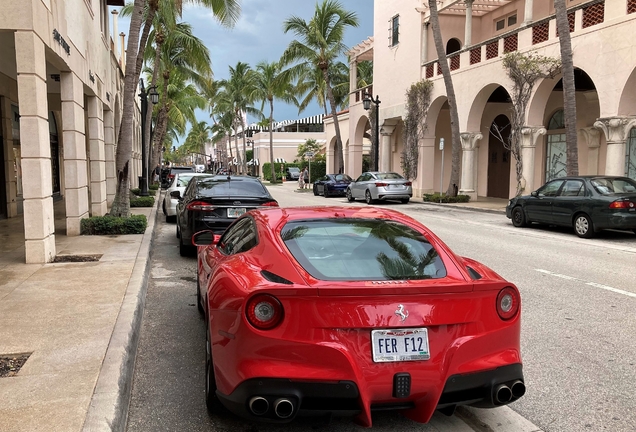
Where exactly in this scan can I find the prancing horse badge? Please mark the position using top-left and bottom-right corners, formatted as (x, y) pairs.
(395, 304), (409, 322)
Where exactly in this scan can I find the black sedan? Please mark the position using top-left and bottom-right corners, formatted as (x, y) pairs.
(175, 176), (278, 256)
(506, 176), (636, 238)
(313, 173), (352, 197)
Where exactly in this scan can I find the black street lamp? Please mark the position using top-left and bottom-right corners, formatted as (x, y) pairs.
(139, 78), (159, 196)
(363, 91), (381, 172)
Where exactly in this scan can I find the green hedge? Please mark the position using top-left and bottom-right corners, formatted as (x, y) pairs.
(423, 193), (471, 203)
(149, 184), (159, 190)
(130, 196), (155, 207)
(81, 214), (147, 235)
(130, 188), (156, 196)
(261, 161), (326, 183)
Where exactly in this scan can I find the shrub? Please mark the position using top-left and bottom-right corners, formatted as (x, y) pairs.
(422, 193), (471, 203)
(81, 215), (147, 235)
(130, 196), (155, 207)
(262, 161), (326, 183)
(130, 188), (156, 196)
(149, 184), (159, 190)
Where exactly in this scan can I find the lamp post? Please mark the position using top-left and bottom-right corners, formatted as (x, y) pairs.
(363, 91), (381, 172)
(139, 78), (159, 196)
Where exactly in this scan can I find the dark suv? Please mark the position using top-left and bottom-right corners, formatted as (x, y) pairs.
(164, 166), (195, 188)
(286, 167), (300, 180)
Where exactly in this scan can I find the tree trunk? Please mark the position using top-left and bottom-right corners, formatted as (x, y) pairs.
(428, 0), (461, 196)
(240, 117), (248, 175)
(110, 0), (145, 217)
(554, 0), (579, 176)
(322, 67), (344, 173)
(233, 118), (242, 172)
(134, 0), (157, 79)
(269, 99), (275, 182)
(148, 36), (163, 172)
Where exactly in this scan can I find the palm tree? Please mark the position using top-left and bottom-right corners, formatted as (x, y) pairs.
(554, 0), (579, 176)
(282, 0), (359, 174)
(211, 111), (235, 168)
(216, 62), (260, 174)
(111, 0), (145, 217)
(428, 0), (461, 196)
(184, 121), (212, 162)
(254, 61), (298, 183)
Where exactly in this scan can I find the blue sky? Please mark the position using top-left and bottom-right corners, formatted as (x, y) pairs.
(112, 0), (373, 143)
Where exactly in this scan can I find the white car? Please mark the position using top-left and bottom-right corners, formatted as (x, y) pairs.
(346, 171), (413, 204)
(162, 172), (211, 222)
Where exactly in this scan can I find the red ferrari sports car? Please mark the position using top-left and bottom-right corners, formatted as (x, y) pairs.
(194, 206), (524, 426)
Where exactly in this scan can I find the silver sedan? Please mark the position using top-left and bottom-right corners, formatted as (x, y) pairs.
(346, 171), (412, 204)
(162, 172), (212, 222)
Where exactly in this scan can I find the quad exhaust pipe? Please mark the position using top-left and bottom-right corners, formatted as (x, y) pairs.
(273, 398), (294, 419)
(511, 380), (526, 399)
(248, 396), (269, 416)
(495, 384), (512, 404)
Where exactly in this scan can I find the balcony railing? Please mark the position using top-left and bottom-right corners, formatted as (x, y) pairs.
(351, 84), (373, 104)
(420, 0), (612, 79)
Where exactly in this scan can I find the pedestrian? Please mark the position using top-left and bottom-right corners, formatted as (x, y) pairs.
(301, 167), (309, 189)
(153, 164), (160, 184)
(298, 168), (305, 190)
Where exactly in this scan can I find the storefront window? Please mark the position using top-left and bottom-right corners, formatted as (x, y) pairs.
(546, 110), (567, 182)
(627, 128), (636, 180)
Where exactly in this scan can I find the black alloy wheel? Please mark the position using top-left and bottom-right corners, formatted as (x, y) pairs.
(346, 188), (355, 202)
(323, 186), (330, 197)
(205, 322), (222, 413)
(365, 190), (374, 205)
(196, 274), (204, 315)
(512, 207), (527, 227)
(313, 185), (319, 196)
(573, 213), (595, 238)
(400, 198), (410, 204)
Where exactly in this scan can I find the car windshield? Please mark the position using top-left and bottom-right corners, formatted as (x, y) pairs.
(197, 179), (269, 197)
(281, 219), (446, 281)
(590, 178), (636, 195)
(176, 174), (195, 187)
(376, 172), (404, 180)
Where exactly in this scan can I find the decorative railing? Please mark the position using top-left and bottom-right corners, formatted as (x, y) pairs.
(470, 47), (481, 64)
(450, 54), (460, 71)
(629, 0), (636, 14)
(582, 1), (605, 28)
(486, 41), (498, 59)
(503, 34), (518, 53)
(351, 84), (373, 104)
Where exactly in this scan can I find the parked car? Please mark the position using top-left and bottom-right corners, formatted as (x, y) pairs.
(346, 172), (412, 204)
(175, 175), (278, 256)
(285, 167), (300, 180)
(313, 173), (353, 197)
(160, 167), (171, 188)
(164, 166), (195, 189)
(506, 176), (636, 238)
(193, 206), (524, 425)
(162, 172), (211, 222)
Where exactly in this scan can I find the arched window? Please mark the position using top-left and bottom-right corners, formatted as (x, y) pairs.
(545, 110), (566, 182)
(446, 38), (461, 55)
(627, 128), (636, 180)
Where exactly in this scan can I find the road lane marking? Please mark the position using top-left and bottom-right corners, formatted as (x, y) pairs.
(535, 269), (636, 299)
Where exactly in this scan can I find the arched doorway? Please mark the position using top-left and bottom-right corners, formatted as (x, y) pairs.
(446, 38), (461, 54)
(545, 109), (567, 182)
(487, 114), (511, 198)
(49, 112), (61, 196)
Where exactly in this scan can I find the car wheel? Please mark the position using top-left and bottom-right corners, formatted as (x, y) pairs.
(346, 188), (355, 202)
(179, 234), (193, 257)
(573, 213), (595, 238)
(511, 207), (527, 227)
(176, 220), (180, 238)
(205, 322), (223, 414)
(162, 200), (167, 216)
(365, 190), (374, 205)
(400, 198), (409, 204)
(196, 276), (204, 315)
(633, 229), (636, 235)
(166, 215), (176, 223)
(313, 185), (319, 196)
(323, 187), (330, 198)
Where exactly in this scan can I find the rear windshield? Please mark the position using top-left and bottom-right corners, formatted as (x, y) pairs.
(171, 167), (194, 174)
(281, 219), (446, 281)
(591, 178), (636, 195)
(197, 178), (269, 197)
(334, 174), (352, 181)
(376, 172), (404, 180)
(288, 168), (300, 172)
(176, 174), (196, 187)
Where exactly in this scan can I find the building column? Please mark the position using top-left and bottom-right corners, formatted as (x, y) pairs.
(349, 59), (357, 94)
(1, 97), (18, 217)
(104, 109), (116, 206)
(416, 136), (435, 195)
(523, 0), (534, 25)
(580, 127), (601, 175)
(520, 126), (546, 194)
(459, 132), (482, 197)
(348, 139), (363, 178)
(88, 96), (107, 215)
(464, 0), (473, 48)
(61, 71), (89, 235)
(15, 31), (56, 263)
(379, 123), (396, 172)
(594, 117), (636, 176)
(421, 22), (429, 64)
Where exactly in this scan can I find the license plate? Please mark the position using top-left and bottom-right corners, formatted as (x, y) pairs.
(227, 207), (246, 218)
(371, 328), (430, 363)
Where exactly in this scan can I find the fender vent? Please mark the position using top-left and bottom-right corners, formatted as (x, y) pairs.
(261, 270), (293, 285)
(466, 266), (482, 280)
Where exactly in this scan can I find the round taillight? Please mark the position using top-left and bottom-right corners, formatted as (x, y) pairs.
(496, 287), (520, 320)
(246, 294), (283, 330)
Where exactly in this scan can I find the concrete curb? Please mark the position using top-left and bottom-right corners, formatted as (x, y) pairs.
(410, 200), (507, 215)
(81, 196), (160, 432)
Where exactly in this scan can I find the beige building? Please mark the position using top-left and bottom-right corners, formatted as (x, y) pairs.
(332, 0), (636, 200)
(0, 0), (143, 263)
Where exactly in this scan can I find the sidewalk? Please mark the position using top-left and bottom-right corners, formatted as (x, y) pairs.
(0, 198), (159, 432)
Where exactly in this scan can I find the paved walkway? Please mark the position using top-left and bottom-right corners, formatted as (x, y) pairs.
(0, 186), (509, 432)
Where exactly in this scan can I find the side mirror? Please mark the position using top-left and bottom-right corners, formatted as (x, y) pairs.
(170, 190), (181, 199)
(192, 230), (221, 246)
(531, 191), (538, 197)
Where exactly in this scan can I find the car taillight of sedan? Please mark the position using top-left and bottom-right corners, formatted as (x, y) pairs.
(186, 201), (216, 211)
(375, 182), (389, 187)
(261, 201), (279, 207)
(609, 200), (635, 209)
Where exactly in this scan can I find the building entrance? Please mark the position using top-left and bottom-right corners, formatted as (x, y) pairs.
(487, 114), (511, 199)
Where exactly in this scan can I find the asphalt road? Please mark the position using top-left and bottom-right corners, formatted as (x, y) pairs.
(126, 185), (636, 432)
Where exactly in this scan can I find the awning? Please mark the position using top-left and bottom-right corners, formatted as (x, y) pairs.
(274, 158), (286, 163)
(247, 159), (260, 166)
